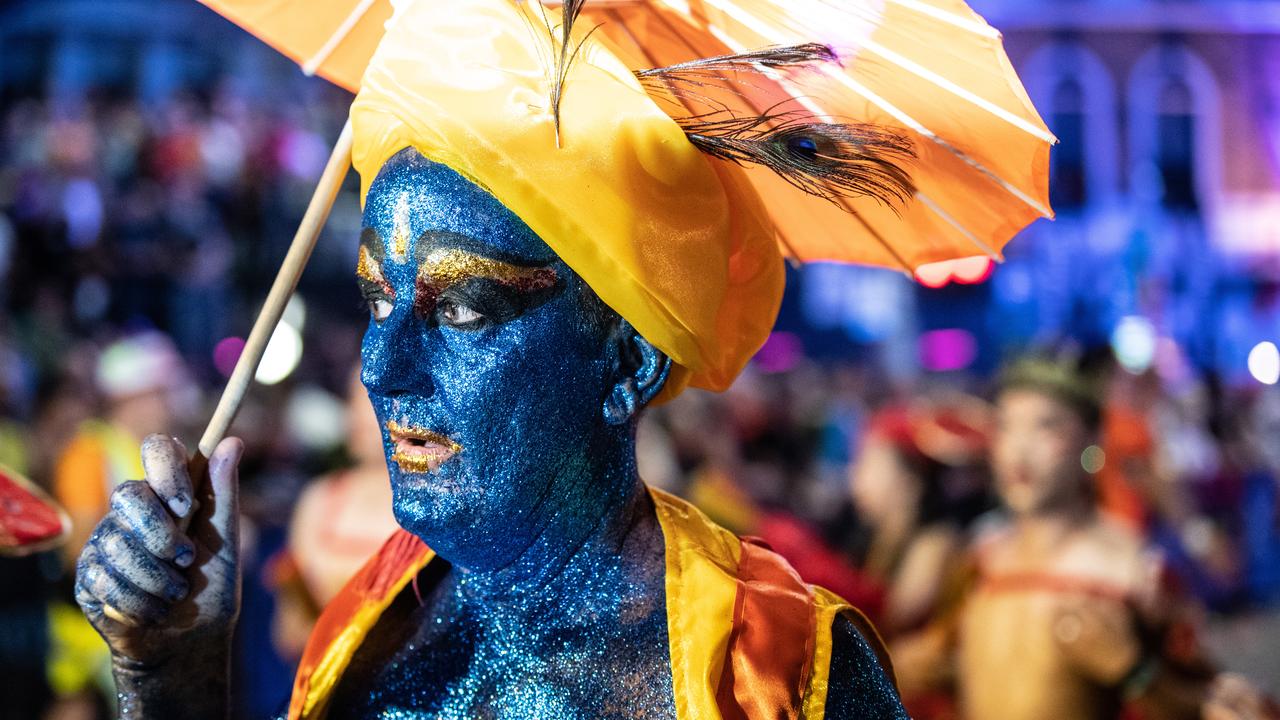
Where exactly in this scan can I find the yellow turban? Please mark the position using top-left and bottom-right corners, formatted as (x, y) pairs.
(351, 0), (784, 399)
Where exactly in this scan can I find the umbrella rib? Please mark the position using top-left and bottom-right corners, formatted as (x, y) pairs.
(914, 191), (1003, 261)
(750, 0), (1036, 141)
(608, 7), (700, 115)
(880, 0), (1001, 38)
(822, 68), (1053, 219)
(646, 3), (920, 271)
(302, 0), (379, 76)
(859, 39), (1057, 144)
(844, 205), (915, 275)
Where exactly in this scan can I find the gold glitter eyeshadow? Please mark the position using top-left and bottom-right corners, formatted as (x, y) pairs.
(356, 245), (379, 284)
(356, 243), (395, 298)
(418, 249), (558, 291)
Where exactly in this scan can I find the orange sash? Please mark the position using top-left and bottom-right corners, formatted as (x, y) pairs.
(288, 488), (889, 719)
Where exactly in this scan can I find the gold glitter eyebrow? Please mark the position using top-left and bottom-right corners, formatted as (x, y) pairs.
(418, 248), (557, 288)
(415, 248), (560, 317)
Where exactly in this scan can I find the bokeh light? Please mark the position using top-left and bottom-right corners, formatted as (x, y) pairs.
(1081, 445), (1106, 474)
(1248, 341), (1280, 385)
(213, 336), (246, 378)
(914, 257), (995, 288)
(255, 322), (303, 386)
(283, 295), (307, 332)
(920, 329), (978, 372)
(951, 257), (995, 285)
(754, 332), (803, 374)
(1112, 316), (1157, 374)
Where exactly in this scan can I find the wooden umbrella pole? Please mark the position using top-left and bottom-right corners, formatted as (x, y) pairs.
(197, 118), (354, 460)
(100, 120), (354, 625)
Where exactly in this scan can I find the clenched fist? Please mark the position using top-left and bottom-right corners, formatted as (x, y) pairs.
(74, 434), (243, 720)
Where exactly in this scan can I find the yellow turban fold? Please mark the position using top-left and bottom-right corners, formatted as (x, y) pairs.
(351, 0), (784, 399)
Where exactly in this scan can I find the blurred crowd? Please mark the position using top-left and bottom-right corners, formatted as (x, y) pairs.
(0, 89), (366, 719)
(2, 90), (1279, 719)
(641, 356), (1280, 719)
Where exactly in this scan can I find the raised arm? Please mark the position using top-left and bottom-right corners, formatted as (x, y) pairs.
(74, 434), (243, 720)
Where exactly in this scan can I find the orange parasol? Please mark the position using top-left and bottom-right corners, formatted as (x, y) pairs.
(198, 0), (1052, 269)
(185, 0), (1053, 468)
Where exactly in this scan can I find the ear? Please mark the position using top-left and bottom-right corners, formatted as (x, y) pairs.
(603, 322), (672, 426)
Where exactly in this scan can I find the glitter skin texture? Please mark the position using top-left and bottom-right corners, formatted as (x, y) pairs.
(826, 615), (912, 719)
(356, 150), (631, 570)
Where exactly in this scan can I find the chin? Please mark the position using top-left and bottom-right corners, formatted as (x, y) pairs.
(998, 488), (1041, 516)
(389, 464), (467, 520)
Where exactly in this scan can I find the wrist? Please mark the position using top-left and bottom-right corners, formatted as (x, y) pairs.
(112, 640), (232, 720)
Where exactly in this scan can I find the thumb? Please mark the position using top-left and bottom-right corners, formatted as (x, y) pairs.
(195, 437), (242, 559)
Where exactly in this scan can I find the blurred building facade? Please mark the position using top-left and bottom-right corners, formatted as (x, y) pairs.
(986, 0), (1280, 386)
(792, 1), (1280, 386)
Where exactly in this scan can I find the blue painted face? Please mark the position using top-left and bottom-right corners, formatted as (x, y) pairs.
(358, 148), (639, 571)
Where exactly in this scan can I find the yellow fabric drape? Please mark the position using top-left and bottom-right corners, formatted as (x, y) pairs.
(350, 0), (784, 398)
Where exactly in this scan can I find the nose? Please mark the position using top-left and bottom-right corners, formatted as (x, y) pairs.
(360, 311), (435, 400)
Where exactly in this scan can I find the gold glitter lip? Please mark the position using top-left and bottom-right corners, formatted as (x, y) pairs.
(386, 420), (461, 473)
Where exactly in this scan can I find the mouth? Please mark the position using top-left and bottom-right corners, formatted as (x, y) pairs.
(386, 420), (461, 474)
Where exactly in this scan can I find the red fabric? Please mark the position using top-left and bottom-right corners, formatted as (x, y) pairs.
(716, 535), (817, 719)
(757, 512), (887, 623)
(289, 530), (430, 719)
(867, 407), (928, 465)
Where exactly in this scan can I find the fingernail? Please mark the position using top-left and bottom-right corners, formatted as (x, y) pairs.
(174, 545), (194, 568)
(167, 583), (188, 602)
(169, 493), (191, 518)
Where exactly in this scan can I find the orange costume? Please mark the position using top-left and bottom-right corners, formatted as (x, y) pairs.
(287, 489), (891, 720)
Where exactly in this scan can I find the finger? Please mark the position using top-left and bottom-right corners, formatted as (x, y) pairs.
(74, 550), (106, 614)
(78, 545), (169, 625)
(194, 437), (242, 557)
(111, 480), (196, 567)
(74, 574), (102, 615)
(141, 434), (194, 520)
(92, 525), (189, 602)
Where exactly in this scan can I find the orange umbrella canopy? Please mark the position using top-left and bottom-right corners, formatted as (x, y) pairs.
(199, 0), (1053, 271)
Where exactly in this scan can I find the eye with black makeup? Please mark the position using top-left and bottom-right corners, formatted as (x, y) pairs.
(420, 276), (562, 331)
(358, 278), (395, 323)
